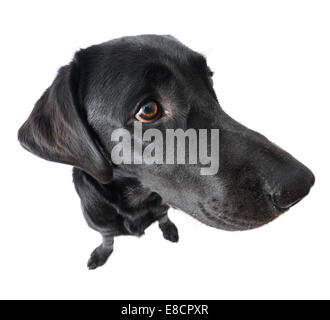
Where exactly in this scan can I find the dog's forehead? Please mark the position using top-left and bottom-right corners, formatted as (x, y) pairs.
(77, 35), (212, 120)
(104, 34), (202, 62)
(78, 35), (207, 80)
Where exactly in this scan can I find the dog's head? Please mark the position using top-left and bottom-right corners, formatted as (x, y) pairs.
(18, 35), (315, 231)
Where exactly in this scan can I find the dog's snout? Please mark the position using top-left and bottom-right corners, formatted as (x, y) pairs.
(271, 167), (315, 209)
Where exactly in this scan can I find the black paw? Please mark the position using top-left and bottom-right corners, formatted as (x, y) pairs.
(87, 246), (113, 270)
(160, 221), (179, 243)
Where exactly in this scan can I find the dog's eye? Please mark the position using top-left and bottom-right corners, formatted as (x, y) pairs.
(135, 101), (162, 123)
(208, 71), (214, 87)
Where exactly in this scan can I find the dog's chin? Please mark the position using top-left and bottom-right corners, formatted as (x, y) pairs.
(215, 216), (279, 231)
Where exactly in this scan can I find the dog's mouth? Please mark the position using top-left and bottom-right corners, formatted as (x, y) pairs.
(202, 211), (284, 231)
(194, 201), (285, 231)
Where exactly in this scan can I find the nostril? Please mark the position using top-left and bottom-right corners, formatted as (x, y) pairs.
(271, 168), (315, 210)
(272, 190), (305, 209)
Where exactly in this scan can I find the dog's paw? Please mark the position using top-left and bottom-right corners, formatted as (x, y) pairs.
(87, 246), (113, 270)
(159, 221), (179, 243)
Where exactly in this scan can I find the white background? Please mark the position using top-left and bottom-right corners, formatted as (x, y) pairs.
(0, 0), (329, 300)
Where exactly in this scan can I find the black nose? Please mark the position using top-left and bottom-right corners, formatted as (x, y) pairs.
(271, 167), (315, 209)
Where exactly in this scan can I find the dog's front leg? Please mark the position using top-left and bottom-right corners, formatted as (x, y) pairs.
(73, 168), (129, 270)
(159, 214), (179, 243)
(87, 232), (114, 270)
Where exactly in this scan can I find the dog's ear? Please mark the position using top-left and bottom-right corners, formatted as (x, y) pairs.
(18, 61), (113, 184)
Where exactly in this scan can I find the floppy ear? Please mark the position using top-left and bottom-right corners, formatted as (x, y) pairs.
(18, 61), (113, 184)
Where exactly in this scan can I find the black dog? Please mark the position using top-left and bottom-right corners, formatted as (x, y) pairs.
(18, 35), (315, 269)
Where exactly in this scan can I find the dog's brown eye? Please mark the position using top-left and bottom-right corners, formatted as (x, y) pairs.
(135, 101), (161, 123)
(208, 71), (214, 87)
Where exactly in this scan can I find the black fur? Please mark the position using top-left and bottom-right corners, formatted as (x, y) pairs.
(18, 35), (314, 269)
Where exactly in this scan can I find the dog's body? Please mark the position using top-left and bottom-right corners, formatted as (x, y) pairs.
(18, 35), (314, 269)
(73, 168), (177, 268)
